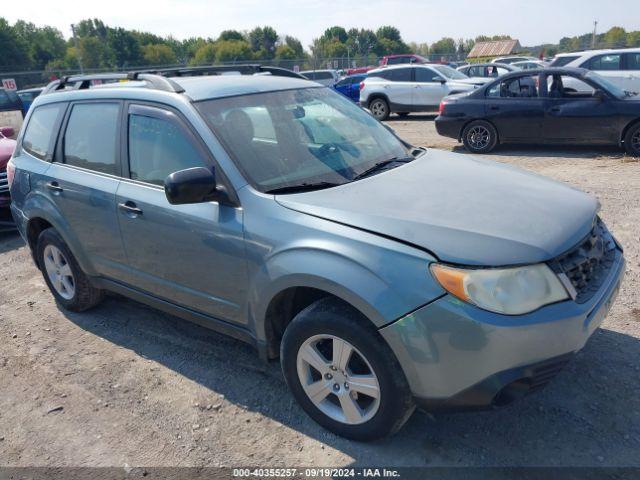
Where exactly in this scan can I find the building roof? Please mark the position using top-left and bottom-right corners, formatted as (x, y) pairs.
(467, 39), (522, 59)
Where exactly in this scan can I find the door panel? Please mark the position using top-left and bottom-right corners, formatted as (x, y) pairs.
(413, 68), (447, 107)
(115, 182), (247, 322)
(543, 98), (619, 143)
(116, 103), (248, 324)
(47, 101), (127, 279)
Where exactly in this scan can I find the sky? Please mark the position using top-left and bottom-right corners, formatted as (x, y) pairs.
(5, 0), (640, 47)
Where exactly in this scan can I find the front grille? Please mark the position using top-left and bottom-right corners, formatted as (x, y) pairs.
(0, 171), (8, 194)
(550, 217), (617, 303)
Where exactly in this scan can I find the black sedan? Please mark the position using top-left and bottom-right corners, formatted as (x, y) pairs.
(435, 67), (640, 156)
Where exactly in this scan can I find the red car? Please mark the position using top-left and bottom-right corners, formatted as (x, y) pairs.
(1, 126), (17, 209)
(380, 54), (428, 66)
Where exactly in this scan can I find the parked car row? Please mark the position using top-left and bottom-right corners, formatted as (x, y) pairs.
(435, 67), (640, 156)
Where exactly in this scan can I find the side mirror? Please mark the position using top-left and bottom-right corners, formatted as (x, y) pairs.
(439, 78), (447, 84)
(0, 126), (15, 138)
(164, 167), (218, 205)
(594, 89), (607, 101)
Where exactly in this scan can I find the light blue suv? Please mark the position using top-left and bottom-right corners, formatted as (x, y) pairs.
(8, 66), (625, 441)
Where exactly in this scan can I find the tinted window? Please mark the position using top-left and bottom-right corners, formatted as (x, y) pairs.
(64, 103), (119, 175)
(487, 74), (539, 98)
(550, 55), (579, 67)
(0, 89), (21, 110)
(585, 54), (621, 70)
(415, 68), (441, 82)
(467, 66), (482, 77)
(625, 53), (640, 70)
(335, 78), (350, 87)
(22, 104), (64, 159)
(129, 113), (207, 186)
(305, 71), (333, 80)
(384, 68), (412, 82)
(387, 57), (411, 65)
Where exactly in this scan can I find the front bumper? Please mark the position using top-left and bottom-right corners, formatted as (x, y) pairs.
(380, 248), (625, 410)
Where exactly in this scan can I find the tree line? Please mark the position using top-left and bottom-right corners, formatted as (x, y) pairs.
(1, 17), (640, 76)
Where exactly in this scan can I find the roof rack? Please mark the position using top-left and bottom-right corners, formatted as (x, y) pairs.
(42, 64), (305, 95)
(139, 64), (306, 79)
(42, 72), (185, 95)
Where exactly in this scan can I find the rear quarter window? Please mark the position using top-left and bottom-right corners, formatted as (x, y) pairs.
(550, 55), (579, 67)
(22, 103), (66, 160)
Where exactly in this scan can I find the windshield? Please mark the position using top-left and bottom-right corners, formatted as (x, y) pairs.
(195, 87), (411, 192)
(432, 65), (468, 80)
(585, 71), (627, 98)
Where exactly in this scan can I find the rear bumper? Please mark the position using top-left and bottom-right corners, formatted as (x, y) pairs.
(380, 249), (625, 410)
(434, 115), (465, 140)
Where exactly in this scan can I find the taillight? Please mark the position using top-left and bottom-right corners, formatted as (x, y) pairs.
(438, 101), (446, 115)
(6, 158), (16, 188)
(359, 81), (365, 91)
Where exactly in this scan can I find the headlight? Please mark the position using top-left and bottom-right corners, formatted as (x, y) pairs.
(430, 263), (569, 315)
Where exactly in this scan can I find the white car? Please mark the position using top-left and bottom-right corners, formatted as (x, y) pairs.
(511, 60), (548, 70)
(299, 69), (340, 86)
(492, 56), (538, 65)
(550, 48), (640, 92)
(360, 64), (487, 120)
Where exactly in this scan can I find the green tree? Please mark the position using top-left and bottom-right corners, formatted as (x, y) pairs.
(142, 44), (177, 65)
(627, 31), (640, 47)
(107, 27), (141, 67)
(0, 18), (29, 68)
(215, 39), (253, 62)
(604, 27), (627, 48)
(430, 37), (457, 55)
(283, 35), (304, 58)
(321, 26), (348, 44)
(219, 30), (244, 42)
(248, 26), (278, 58)
(191, 42), (217, 65)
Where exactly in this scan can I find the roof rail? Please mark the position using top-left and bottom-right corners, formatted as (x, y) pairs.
(42, 72), (185, 95)
(41, 64), (305, 96)
(138, 64), (306, 79)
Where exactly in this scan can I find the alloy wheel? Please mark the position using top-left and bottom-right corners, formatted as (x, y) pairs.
(43, 244), (75, 300)
(468, 125), (491, 150)
(296, 334), (381, 425)
(370, 101), (387, 119)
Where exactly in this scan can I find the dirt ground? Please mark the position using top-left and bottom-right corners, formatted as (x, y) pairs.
(0, 116), (639, 469)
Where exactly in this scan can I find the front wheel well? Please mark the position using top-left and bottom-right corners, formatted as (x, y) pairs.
(263, 287), (366, 360)
(26, 217), (53, 268)
(621, 118), (640, 145)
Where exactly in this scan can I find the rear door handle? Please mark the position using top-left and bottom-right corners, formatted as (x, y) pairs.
(489, 106), (500, 111)
(46, 181), (63, 193)
(118, 201), (143, 216)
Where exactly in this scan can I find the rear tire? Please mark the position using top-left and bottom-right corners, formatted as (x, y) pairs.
(624, 122), (640, 157)
(462, 120), (498, 153)
(36, 228), (105, 312)
(281, 298), (415, 441)
(369, 98), (390, 121)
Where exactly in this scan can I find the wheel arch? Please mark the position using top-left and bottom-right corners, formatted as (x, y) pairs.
(620, 117), (640, 146)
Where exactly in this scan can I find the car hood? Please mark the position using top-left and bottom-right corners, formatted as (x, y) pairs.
(276, 150), (598, 266)
(454, 77), (490, 86)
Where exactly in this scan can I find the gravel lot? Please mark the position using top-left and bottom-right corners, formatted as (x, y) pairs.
(0, 116), (639, 468)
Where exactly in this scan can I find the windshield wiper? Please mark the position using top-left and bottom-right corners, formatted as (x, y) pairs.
(265, 181), (343, 194)
(351, 156), (413, 181)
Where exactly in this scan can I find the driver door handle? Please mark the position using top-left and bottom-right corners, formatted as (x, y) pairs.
(118, 201), (143, 216)
(46, 181), (63, 193)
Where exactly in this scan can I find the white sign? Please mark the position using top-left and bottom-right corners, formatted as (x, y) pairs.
(2, 78), (17, 91)
(333, 60), (338, 69)
(327, 61), (332, 69)
(293, 65), (300, 73)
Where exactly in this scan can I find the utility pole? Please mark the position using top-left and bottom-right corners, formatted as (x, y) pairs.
(591, 20), (598, 49)
(70, 24), (84, 74)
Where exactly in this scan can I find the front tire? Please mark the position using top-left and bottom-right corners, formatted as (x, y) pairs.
(369, 98), (390, 121)
(624, 123), (640, 157)
(281, 298), (415, 441)
(462, 120), (498, 153)
(36, 228), (105, 312)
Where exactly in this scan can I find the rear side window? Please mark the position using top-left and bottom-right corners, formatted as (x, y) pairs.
(387, 57), (410, 65)
(625, 53), (640, 70)
(63, 103), (119, 175)
(22, 104), (65, 159)
(584, 54), (621, 71)
(128, 113), (207, 186)
(550, 55), (579, 67)
(487, 74), (539, 98)
(383, 68), (412, 82)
